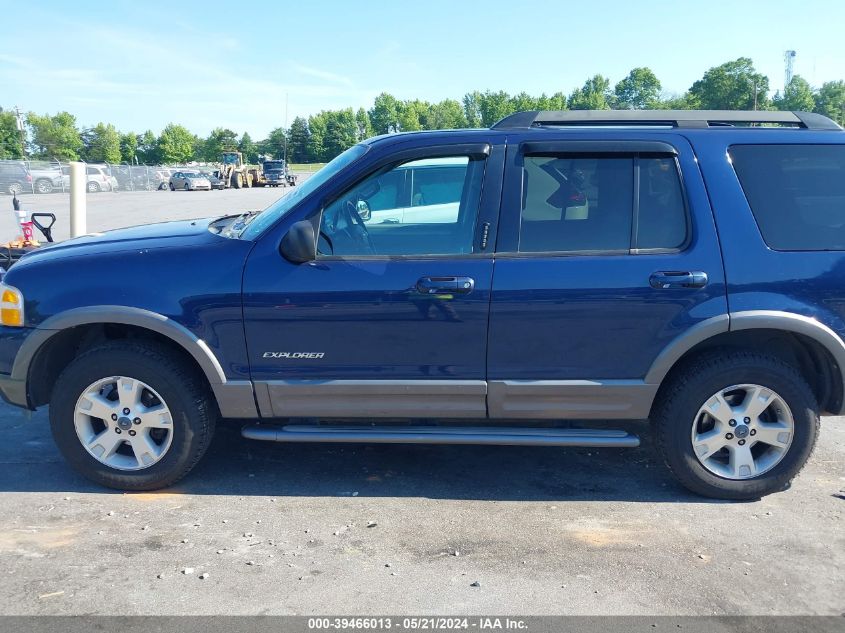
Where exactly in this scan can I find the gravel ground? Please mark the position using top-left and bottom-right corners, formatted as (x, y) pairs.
(0, 404), (842, 616)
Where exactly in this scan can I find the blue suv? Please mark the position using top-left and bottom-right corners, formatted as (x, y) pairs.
(1, 109), (843, 499)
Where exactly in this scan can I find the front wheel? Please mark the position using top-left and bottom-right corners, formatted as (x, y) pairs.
(652, 350), (819, 500)
(49, 342), (217, 490)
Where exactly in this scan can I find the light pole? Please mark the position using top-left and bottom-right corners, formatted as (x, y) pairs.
(14, 106), (26, 158)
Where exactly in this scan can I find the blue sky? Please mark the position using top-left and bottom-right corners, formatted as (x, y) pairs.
(3, 0), (844, 138)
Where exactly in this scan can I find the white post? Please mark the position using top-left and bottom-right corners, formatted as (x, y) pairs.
(69, 161), (86, 237)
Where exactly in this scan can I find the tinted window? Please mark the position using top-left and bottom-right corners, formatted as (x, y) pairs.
(730, 144), (845, 251)
(519, 154), (686, 253)
(318, 155), (482, 257)
(637, 157), (687, 250)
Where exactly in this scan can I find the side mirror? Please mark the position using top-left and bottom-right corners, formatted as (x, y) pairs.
(356, 200), (371, 221)
(280, 220), (317, 263)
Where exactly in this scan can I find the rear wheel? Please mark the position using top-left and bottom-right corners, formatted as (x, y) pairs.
(184, 182), (190, 191)
(8, 182), (24, 195)
(87, 181), (101, 193)
(49, 342), (216, 490)
(652, 350), (818, 499)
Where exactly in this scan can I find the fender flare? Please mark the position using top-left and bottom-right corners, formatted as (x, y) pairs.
(645, 310), (845, 412)
(12, 306), (226, 386)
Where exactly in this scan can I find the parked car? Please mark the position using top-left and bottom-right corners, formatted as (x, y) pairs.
(60, 165), (119, 193)
(1, 110), (844, 500)
(169, 171), (211, 191)
(0, 162), (31, 195)
(356, 157), (479, 225)
(25, 164), (64, 194)
(201, 171), (225, 190)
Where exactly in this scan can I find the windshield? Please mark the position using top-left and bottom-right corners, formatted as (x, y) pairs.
(239, 144), (369, 240)
(264, 161), (284, 170)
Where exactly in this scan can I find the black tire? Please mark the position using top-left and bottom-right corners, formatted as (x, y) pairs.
(184, 182), (190, 191)
(231, 173), (241, 189)
(87, 181), (100, 193)
(652, 350), (819, 500)
(35, 179), (54, 194)
(169, 182), (175, 191)
(49, 341), (217, 491)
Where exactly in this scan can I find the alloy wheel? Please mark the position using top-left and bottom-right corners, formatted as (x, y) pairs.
(691, 384), (794, 480)
(73, 376), (174, 471)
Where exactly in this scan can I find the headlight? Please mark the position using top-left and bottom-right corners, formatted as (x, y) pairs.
(0, 283), (24, 326)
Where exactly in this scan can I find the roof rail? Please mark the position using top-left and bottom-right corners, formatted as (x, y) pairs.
(491, 110), (843, 131)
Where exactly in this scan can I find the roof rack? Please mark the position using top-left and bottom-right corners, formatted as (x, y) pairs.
(491, 110), (842, 131)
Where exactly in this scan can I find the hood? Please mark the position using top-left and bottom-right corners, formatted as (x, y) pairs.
(14, 218), (221, 267)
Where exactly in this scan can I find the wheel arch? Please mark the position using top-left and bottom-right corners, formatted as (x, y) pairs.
(10, 306), (261, 419)
(646, 311), (845, 415)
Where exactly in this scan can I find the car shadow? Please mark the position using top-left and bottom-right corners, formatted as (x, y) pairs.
(0, 406), (732, 503)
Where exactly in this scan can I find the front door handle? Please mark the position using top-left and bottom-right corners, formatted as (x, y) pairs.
(416, 276), (475, 294)
(649, 271), (708, 289)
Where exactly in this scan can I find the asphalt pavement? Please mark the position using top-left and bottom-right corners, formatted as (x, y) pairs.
(0, 403), (842, 615)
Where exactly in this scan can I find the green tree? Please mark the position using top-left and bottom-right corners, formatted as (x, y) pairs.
(82, 122), (121, 163)
(689, 57), (769, 110)
(120, 132), (138, 163)
(478, 90), (513, 126)
(428, 99), (467, 129)
(773, 75), (816, 112)
(239, 132), (258, 163)
(287, 116), (311, 163)
(462, 91), (483, 127)
(27, 111), (83, 160)
(814, 80), (845, 125)
(136, 130), (160, 164)
(308, 112), (328, 162)
(258, 127), (287, 159)
(659, 92), (699, 109)
(0, 108), (24, 159)
(355, 107), (373, 140)
(323, 109), (358, 159)
(615, 67), (662, 109)
(369, 92), (401, 134)
(535, 92), (568, 111)
(158, 123), (196, 164)
(568, 75), (613, 110)
(202, 127), (238, 162)
(398, 99), (430, 131)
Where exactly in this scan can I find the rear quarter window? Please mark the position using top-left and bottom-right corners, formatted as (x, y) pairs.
(730, 144), (845, 251)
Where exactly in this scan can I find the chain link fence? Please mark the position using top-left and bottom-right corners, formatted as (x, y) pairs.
(0, 159), (226, 196)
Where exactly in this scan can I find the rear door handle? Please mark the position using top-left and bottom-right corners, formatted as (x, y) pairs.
(649, 271), (708, 289)
(416, 276), (475, 294)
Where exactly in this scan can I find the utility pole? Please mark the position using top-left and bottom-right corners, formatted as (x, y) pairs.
(283, 92), (289, 164)
(14, 106), (27, 159)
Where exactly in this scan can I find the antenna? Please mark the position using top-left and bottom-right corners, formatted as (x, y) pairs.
(784, 50), (797, 89)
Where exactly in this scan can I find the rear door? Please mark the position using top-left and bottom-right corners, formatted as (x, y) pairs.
(487, 134), (727, 419)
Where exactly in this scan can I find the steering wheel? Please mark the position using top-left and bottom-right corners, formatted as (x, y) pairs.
(342, 199), (377, 254)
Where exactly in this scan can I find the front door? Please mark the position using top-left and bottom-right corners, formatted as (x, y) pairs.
(242, 141), (503, 418)
(487, 134), (728, 419)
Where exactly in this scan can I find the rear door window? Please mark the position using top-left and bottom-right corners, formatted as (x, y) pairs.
(730, 144), (845, 251)
(518, 153), (687, 253)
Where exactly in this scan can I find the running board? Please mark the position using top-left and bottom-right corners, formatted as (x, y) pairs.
(241, 425), (640, 447)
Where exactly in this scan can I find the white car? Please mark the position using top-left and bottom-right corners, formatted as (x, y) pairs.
(60, 164), (119, 193)
(358, 157), (468, 225)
